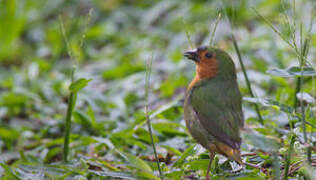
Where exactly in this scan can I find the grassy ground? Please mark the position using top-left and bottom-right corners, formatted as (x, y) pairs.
(0, 0), (315, 179)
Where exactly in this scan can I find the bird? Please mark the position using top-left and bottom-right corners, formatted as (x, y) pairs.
(183, 45), (244, 179)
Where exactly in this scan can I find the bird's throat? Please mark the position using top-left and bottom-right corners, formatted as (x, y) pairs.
(188, 75), (201, 90)
(188, 61), (218, 90)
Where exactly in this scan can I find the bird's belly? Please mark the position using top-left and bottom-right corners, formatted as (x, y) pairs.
(184, 103), (214, 149)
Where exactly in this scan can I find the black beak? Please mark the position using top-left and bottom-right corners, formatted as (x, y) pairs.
(184, 49), (199, 62)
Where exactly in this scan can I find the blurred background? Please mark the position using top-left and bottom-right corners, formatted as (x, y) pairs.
(0, 0), (315, 179)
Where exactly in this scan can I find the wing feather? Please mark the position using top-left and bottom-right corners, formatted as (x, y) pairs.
(189, 78), (244, 149)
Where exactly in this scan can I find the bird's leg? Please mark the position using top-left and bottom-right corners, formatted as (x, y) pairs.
(205, 152), (215, 180)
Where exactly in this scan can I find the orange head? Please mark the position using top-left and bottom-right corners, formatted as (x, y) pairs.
(184, 46), (218, 89)
(184, 46), (218, 80)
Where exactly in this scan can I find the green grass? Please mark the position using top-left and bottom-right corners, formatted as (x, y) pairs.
(0, 0), (315, 179)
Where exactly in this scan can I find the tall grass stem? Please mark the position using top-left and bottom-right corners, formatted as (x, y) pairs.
(63, 68), (77, 162)
(209, 13), (221, 46)
(299, 37), (309, 163)
(293, 78), (301, 109)
(232, 35), (264, 125)
(79, 8), (93, 48)
(252, 8), (307, 64)
(59, 15), (75, 62)
(272, 151), (280, 180)
(182, 18), (194, 49)
(283, 134), (295, 180)
(145, 54), (164, 179)
(222, 2), (264, 125)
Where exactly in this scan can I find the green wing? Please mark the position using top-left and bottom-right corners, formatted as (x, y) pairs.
(189, 77), (244, 149)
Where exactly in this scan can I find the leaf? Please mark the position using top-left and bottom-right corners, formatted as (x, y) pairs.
(235, 175), (264, 180)
(172, 144), (196, 168)
(44, 147), (62, 163)
(296, 92), (315, 104)
(18, 164), (81, 178)
(267, 68), (291, 77)
(183, 159), (209, 171)
(0, 163), (22, 180)
(152, 122), (187, 137)
(89, 169), (160, 180)
(134, 171), (160, 180)
(287, 66), (316, 76)
(93, 136), (115, 149)
(132, 127), (160, 144)
(73, 110), (94, 132)
(243, 97), (294, 114)
(159, 75), (188, 98)
(150, 95), (183, 119)
(102, 63), (144, 80)
(161, 145), (181, 156)
(242, 131), (280, 152)
(69, 78), (92, 92)
(118, 151), (153, 173)
(267, 66), (316, 77)
(0, 126), (20, 141)
(88, 170), (136, 179)
(164, 170), (183, 179)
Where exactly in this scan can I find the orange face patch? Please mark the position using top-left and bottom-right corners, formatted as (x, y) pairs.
(188, 50), (218, 90)
(196, 51), (218, 78)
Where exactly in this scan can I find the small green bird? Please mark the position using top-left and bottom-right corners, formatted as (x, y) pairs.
(183, 46), (244, 179)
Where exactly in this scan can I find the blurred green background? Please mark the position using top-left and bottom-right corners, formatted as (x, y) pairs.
(0, 0), (315, 179)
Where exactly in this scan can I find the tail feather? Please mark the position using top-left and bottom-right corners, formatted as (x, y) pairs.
(231, 149), (243, 165)
(214, 142), (243, 165)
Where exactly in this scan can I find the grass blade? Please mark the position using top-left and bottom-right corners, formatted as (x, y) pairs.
(272, 151), (281, 180)
(221, 1), (264, 125)
(293, 77), (301, 109)
(145, 54), (164, 179)
(0, 163), (22, 180)
(252, 8), (294, 50)
(182, 18), (194, 49)
(252, 7), (308, 64)
(283, 134), (295, 180)
(79, 8), (93, 48)
(59, 9), (93, 163)
(172, 144), (196, 168)
(59, 15), (75, 61)
(231, 35), (264, 124)
(209, 12), (221, 46)
(63, 68), (77, 162)
(60, 14), (77, 162)
(299, 33), (310, 164)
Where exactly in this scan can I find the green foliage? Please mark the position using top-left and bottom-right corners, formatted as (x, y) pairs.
(159, 74), (188, 97)
(0, 0), (27, 61)
(267, 66), (316, 77)
(0, 0), (315, 179)
(69, 78), (92, 92)
(102, 63), (145, 80)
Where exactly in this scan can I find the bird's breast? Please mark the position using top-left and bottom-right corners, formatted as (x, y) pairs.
(184, 96), (213, 149)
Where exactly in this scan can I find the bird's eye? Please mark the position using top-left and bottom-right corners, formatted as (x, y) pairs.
(205, 52), (213, 58)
